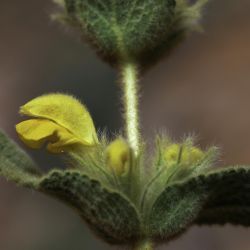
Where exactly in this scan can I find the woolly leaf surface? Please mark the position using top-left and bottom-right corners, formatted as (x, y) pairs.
(54, 0), (207, 68)
(39, 170), (141, 244)
(149, 166), (250, 241)
(0, 129), (40, 187)
(195, 167), (250, 226)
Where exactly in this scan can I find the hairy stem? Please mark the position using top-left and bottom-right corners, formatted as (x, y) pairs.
(121, 62), (140, 156)
(133, 241), (154, 250)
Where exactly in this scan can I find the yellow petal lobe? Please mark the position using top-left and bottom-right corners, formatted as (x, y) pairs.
(105, 138), (130, 175)
(20, 93), (98, 145)
(16, 119), (83, 153)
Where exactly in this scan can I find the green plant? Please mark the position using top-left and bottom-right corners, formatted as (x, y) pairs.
(1, 1), (250, 250)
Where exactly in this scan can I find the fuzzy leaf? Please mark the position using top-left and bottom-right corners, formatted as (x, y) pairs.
(195, 167), (250, 226)
(0, 129), (40, 187)
(39, 170), (141, 244)
(54, 0), (207, 68)
(62, 0), (174, 66)
(148, 177), (206, 241)
(149, 166), (250, 241)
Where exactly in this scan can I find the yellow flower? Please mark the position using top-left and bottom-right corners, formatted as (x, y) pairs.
(164, 143), (204, 166)
(105, 138), (131, 175)
(16, 93), (98, 153)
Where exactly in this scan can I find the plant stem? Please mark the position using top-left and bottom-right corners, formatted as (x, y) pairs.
(121, 62), (140, 156)
(133, 240), (154, 250)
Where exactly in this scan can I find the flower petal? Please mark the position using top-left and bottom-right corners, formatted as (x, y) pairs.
(20, 93), (98, 145)
(16, 119), (83, 153)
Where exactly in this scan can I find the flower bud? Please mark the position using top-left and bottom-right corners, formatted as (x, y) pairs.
(164, 143), (204, 166)
(105, 138), (130, 175)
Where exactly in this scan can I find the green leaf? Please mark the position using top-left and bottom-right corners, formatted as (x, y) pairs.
(54, 0), (208, 68)
(195, 167), (250, 226)
(39, 170), (141, 244)
(149, 166), (250, 241)
(0, 129), (40, 187)
(148, 176), (206, 241)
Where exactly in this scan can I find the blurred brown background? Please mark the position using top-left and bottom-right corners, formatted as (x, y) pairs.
(0, 0), (250, 249)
